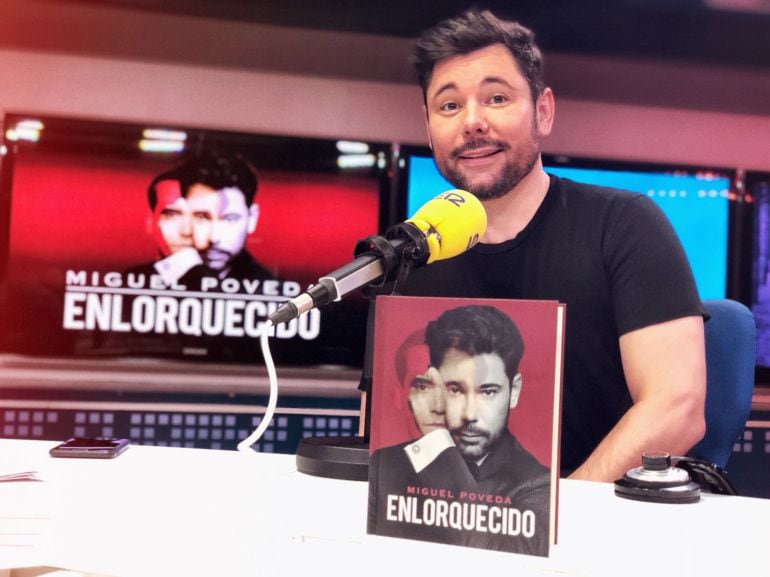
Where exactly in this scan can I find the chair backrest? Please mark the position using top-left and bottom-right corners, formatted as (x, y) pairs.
(691, 299), (756, 469)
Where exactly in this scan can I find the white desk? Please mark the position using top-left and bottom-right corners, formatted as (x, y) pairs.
(1, 439), (768, 577)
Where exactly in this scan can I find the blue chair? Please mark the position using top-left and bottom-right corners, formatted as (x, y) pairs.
(691, 299), (756, 470)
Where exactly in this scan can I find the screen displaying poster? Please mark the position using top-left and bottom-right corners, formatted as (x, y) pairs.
(0, 114), (389, 369)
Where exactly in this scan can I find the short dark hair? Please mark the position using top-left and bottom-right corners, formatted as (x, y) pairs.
(146, 170), (182, 211)
(149, 150), (259, 209)
(394, 329), (427, 388)
(425, 305), (524, 383)
(412, 9), (545, 104)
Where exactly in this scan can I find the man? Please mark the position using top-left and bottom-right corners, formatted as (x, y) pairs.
(398, 9), (706, 482)
(392, 329), (446, 437)
(368, 306), (550, 556)
(424, 305), (550, 555)
(368, 328), (469, 547)
(127, 171), (202, 286)
(369, 331), (450, 479)
(176, 150), (273, 283)
(147, 176), (192, 258)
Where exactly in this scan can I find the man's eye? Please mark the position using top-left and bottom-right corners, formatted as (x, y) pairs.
(223, 214), (241, 223)
(446, 385), (462, 396)
(489, 94), (508, 105)
(439, 101), (459, 112)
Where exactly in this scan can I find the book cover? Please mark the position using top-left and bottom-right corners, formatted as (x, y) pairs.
(367, 296), (564, 557)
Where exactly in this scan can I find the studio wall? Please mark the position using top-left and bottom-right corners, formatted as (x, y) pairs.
(0, 0), (768, 171)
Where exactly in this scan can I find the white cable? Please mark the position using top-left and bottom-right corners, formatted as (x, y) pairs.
(237, 320), (279, 453)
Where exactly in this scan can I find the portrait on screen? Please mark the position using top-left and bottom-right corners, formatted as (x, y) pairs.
(0, 114), (388, 368)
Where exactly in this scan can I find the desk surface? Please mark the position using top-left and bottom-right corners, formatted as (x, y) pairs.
(1, 439), (768, 577)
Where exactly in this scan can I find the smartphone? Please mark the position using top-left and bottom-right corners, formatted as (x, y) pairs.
(49, 437), (130, 459)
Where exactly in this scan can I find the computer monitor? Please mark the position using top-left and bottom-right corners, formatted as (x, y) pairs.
(746, 171), (770, 382)
(396, 146), (735, 300)
(0, 114), (389, 370)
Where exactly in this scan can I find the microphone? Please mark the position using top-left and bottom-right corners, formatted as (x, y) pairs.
(269, 190), (486, 325)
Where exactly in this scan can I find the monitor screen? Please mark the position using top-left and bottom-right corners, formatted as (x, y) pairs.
(0, 114), (389, 369)
(747, 171), (770, 377)
(398, 147), (734, 300)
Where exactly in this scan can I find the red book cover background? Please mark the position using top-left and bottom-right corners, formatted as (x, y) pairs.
(369, 296), (560, 468)
(7, 151), (379, 290)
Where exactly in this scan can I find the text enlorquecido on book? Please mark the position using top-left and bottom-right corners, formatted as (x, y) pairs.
(367, 295), (564, 557)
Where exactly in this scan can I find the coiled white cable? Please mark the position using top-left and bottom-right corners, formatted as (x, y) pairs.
(237, 320), (279, 453)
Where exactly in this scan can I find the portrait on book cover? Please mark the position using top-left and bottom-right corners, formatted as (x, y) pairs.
(367, 296), (563, 556)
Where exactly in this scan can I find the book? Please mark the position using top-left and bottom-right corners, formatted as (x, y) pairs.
(367, 296), (564, 557)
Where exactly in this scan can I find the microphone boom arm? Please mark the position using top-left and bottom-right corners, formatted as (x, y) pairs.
(269, 189), (485, 327)
(269, 224), (428, 326)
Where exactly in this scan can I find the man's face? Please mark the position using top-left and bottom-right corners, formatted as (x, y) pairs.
(399, 342), (446, 435)
(439, 349), (512, 461)
(424, 43), (553, 200)
(151, 179), (193, 257)
(186, 184), (258, 274)
(407, 359), (447, 435)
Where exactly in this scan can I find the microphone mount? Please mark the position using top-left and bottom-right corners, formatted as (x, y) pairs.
(356, 221), (431, 298)
(293, 224), (431, 482)
(269, 223), (430, 326)
(270, 188), (485, 328)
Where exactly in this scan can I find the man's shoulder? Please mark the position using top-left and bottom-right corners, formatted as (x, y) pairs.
(371, 440), (410, 463)
(370, 440), (421, 487)
(549, 173), (642, 208)
(494, 435), (552, 503)
(547, 174), (667, 237)
(228, 251), (274, 279)
(495, 432), (550, 476)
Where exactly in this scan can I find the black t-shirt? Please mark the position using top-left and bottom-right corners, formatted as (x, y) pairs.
(398, 174), (703, 472)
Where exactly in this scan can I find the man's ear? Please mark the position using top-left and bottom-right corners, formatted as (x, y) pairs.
(509, 373), (522, 409)
(535, 87), (555, 138)
(248, 203), (259, 234)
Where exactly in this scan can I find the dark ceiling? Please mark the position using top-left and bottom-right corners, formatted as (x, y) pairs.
(77, 0), (770, 70)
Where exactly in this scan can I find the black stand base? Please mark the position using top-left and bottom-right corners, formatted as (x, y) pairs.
(296, 435), (369, 482)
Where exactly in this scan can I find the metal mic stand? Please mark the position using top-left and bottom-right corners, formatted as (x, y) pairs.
(295, 228), (429, 481)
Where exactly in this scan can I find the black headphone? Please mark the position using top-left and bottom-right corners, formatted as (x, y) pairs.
(614, 452), (737, 504)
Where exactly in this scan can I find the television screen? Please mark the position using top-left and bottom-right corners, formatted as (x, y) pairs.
(398, 147), (734, 300)
(0, 114), (389, 369)
(747, 171), (770, 377)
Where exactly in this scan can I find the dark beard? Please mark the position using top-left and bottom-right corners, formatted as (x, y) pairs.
(450, 422), (500, 460)
(436, 133), (541, 201)
(443, 154), (537, 200)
